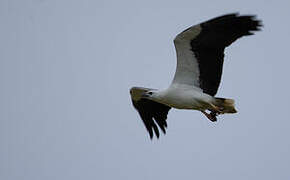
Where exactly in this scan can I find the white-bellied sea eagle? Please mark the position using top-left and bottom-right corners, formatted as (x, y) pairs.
(130, 13), (262, 139)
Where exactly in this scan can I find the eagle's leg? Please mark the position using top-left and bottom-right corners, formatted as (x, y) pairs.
(201, 110), (217, 122)
(208, 103), (224, 114)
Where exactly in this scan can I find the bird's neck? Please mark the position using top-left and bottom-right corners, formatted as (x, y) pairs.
(151, 89), (168, 103)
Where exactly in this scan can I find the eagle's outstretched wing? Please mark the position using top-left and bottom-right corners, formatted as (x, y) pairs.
(172, 13), (262, 96)
(130, 87), (171, 139)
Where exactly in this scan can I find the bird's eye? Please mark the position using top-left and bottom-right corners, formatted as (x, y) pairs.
(148, 92), (153, 95)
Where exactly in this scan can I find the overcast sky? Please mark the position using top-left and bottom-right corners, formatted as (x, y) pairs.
(1, 0), (290, 180)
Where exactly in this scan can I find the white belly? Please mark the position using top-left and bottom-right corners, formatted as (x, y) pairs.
(157, 85), (214, 110)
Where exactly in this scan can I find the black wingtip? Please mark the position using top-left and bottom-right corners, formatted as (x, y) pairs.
(160, 127), (166, 134)
(132, 96), (171, 140)
(152, 124), (160, 139)
(149, 133), (153, 140)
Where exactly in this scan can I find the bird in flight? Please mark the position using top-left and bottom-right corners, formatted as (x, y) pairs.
(130, 13), (262, 139)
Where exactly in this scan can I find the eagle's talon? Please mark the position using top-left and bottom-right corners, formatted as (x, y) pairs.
(202, 111), (217, 122)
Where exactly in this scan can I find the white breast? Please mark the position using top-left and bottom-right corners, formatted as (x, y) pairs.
(157, 84), (213, 110)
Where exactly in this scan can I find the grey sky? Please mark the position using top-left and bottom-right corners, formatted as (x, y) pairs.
(1, 0), (290, 179)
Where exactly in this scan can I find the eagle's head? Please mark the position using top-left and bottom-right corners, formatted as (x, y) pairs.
(141, 90), (158, 100)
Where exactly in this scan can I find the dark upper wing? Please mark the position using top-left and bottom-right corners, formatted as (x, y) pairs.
(130, 87), (171, 139)
(191, 13), (262, 96)
(173, 13), (262, 96)
(132, 98), (171, 139)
